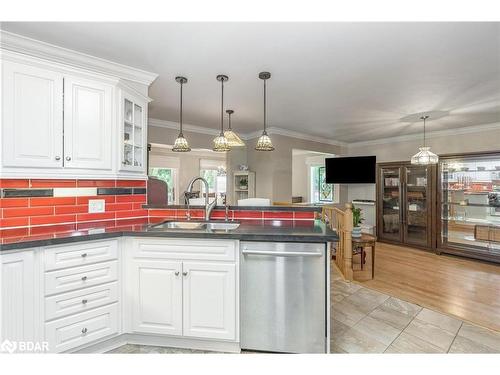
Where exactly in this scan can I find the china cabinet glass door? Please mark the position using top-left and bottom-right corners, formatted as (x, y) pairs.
(404, 166), (430, 246)
(379, 167), (402, 242)
(440, 154), (500, 263)
(122, 96), (145, 170)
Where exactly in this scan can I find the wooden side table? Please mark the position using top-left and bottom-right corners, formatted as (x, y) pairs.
(352, 233), (376, 279)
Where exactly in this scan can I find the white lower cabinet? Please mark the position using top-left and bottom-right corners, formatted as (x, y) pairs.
(128, 238), (239, 343)
(0, 250), (36, 345)
(45, 304), (119, 353)
(131, 260), (183, 336)
(0, 238), (239, 353)
(182, 262), (236, 340)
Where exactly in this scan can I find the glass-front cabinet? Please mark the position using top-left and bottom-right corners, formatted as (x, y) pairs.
(377, 162), (435, 249)
(120, 89), (148, 173)
(439, 153), (500, 263)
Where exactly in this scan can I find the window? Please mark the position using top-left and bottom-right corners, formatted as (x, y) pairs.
(199, 158), (227, 199)
(310, 165), (337, 203)
(149, 167), (177, 204)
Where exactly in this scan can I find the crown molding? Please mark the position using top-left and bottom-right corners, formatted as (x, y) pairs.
(149, 118), (220, 136)
(348, 122), (500, 148)
(241, 127), (347, 147)
(0, 30), (158, 86)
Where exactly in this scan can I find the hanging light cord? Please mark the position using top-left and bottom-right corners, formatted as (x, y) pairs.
(263, 78), (267, 133)
(179, 80), (184, 136)
(220, 79), (224, 135)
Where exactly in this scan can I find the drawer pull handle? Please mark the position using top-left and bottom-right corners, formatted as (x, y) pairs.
(183, 271), (188, 276)
(81, 253), (88, 258)
(82, 299), (88, 304)
(81, 328), (88, 334)
(81, 276), (87, 281)
(175, 271), (180, 276)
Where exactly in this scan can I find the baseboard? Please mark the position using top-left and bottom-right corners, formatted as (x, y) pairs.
(72, 333), (241, 354)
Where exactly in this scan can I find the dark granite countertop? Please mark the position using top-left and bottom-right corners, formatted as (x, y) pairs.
(144, 204), (323, 212)
(0, 219), (338, 251)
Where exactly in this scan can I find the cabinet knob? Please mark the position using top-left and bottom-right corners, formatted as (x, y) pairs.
(175, 271), (180, 276)
(182, 271), (188, 276)
(82, 299), (88, 304)
(55, 156), (61, 161)
(81, 328), (88, 334)
(66, 156), (71, 161)
(81, 253), (88, 258)
(81, 276), (87, 281)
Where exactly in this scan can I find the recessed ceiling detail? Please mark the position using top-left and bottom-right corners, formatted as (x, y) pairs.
(2, 22), (499, 143)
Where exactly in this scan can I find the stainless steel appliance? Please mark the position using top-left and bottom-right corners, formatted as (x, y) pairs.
(240, 241), (327, 353)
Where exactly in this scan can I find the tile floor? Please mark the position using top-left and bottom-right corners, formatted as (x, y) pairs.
(330, 266), (500, 353)
(106, 266), (500, 354)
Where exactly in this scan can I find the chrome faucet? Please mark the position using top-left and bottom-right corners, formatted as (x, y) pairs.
(186, 177), (217, 221)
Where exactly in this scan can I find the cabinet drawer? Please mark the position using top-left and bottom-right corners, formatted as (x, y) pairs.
(44, 240), (118, 271)
(132, 238), (236, 261)
(45, 304), (118, 353)
(45, 282), (118, 321)
(45, 261), (118, 296)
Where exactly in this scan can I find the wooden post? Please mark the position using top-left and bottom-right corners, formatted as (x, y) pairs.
(344, 203), (353, 281)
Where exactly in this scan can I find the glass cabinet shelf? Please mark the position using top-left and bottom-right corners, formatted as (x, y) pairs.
(121, 94), (146, 170)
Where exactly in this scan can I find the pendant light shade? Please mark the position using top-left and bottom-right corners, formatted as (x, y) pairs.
(223, 110), (245, 147)
(411, 115), (438, 165)
(255, 72), (274, 151)
(213, 75), (231, 152)
(172, 76), (191, 152)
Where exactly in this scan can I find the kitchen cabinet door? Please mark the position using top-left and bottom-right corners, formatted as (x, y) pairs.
(130, 260), (183, 336)
(2, 61), (63, 168)
(63, 76), (113, 170)
(1, 250), (36, 346)
(182, 262), (236, 341)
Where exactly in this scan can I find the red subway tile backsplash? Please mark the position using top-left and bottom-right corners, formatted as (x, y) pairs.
(3, 206), (54, 218)
(116, 180), (147, 187)
(30, 197), (76, 206)
(0, 179), (30, 188)
(0, 198), (29, 208)
(31, 179), (77, 188)
(30, 214), (76, 226)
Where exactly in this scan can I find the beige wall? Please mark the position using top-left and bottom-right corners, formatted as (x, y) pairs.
(292, 153), (309, 200)
(246, 134), (347, 203)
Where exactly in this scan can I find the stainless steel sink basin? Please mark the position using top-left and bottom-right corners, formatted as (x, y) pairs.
(149, 220), (240, 231)
(206, 222), (240, 231)
(161, 221), (207, 230)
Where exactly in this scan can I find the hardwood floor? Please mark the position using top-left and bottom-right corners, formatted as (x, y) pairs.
(357, 242), (500, 332)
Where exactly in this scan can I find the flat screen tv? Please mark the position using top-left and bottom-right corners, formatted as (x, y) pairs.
(325, 156), (376, 184)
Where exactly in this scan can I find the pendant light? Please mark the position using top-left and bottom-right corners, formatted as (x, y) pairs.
(213, 74), (231, 152)
(255, 72), (274, 151)
(172, 76), (191, 152)
(411, 115), (438, 165)
(224, 109), (245, 147)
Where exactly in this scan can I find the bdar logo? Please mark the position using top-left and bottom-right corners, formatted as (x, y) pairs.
(0, 339), (17, 353)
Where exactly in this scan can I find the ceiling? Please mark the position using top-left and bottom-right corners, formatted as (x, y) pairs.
(2, 22), (499, 143)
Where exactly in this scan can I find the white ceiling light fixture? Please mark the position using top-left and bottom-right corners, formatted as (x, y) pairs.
(224, 109), (245, 147)
(255, 72), (274, 151)
(213, 74), (231, 152)
(411, 115), (439, 165)
(172, 76), (191, 152)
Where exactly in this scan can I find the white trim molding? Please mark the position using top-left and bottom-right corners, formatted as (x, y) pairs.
(149, 118), (220, 136)
(149, 118), (347, 147)
(0, 30), (158, 86)
(348, 122), (500, 148)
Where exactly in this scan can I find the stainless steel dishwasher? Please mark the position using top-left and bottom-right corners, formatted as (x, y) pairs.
(240, 241), (327, 353)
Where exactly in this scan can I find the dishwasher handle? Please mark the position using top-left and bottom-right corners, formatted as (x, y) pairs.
(242, 249), (323, 257)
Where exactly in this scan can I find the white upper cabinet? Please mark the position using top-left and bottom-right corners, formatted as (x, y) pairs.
(63, 76), (113, 170)
(2, 61), (64, 168)
(119, 89), (148, 174)
(0, 34), (156, 178)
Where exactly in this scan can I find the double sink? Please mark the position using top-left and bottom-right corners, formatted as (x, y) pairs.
(150, 220), (241, 231)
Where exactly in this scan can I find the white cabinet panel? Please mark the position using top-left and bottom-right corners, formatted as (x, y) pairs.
(63, 76), (113, 170)
(45, 303), (118, 353)
(45, 261), (118, 296)
(0, 251), (36, 344)
(45, 282), (118, 321)
(131, 260), (182, 336)
(2, 61), (63, 168)
(44, 240), (118, 271)
(182, 262), (236, 341)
